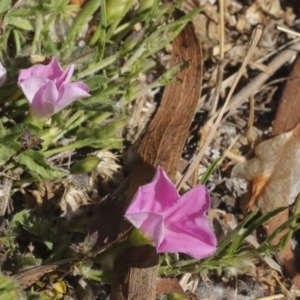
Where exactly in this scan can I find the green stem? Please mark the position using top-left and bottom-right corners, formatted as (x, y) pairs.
(0, 89), (22, 104)
(12, 29), (21, 54)
(25, 112), (47, 129)
(75, 52), (120, 79)
(95, 228), (151, 263)
(44, 141), (83, 157)
(53, 111), (111, 142)
(111, 46), (146, 80)
(89, 112), (111, 127)
(53, 110), (85, 142)
(31, 11), (43, 55)
(61, 0), (100, 55)
(89, 0), (107, 62)
(41, 0), (69, 36)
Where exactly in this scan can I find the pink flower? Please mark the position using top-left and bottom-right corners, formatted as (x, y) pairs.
(0, 62), (7, 87)
(18, 57), (90, 120)
(125, 166), (217, 259)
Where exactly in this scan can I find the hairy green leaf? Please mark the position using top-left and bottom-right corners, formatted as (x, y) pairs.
(6, 16), (34, 31)
(0, 0), (11, 15)
(17, 149), (67, 180)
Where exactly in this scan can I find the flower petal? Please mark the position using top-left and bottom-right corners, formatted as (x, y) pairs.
(18, 58), (64, 83)
(56, 82), (90, 112)
(19, 77), (52, 104)
(126, 166), (180, 214)
(18, 57), (90, 121)
(158, 225), (216, 259)
(168, 214), (216, 248)
(163, 185), (211, 224)
(30, 81), (58, 118)
(0, 62), (7, 87)
(125, 212), (164, 247)
(125, 166), (217, 259)
(160, 185), (216, 257)
(56, 64), (74, 87)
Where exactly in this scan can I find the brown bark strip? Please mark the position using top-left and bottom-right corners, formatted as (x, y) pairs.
(110, 19), (202, 299)
(156, 277), (187, 297)
(272, 55), (300, 136)
(268, 55), (300, 288)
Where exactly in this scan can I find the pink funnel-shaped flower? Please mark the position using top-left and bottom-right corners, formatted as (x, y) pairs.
(18, 57), (90, 120)
(0, 62), (7, 87)
(125, 166), (217, 259)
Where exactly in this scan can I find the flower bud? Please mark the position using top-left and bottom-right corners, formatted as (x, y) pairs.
(106, 0), (135, 25)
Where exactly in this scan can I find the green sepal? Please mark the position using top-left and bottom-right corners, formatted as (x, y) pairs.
(127, 227), (151, 247)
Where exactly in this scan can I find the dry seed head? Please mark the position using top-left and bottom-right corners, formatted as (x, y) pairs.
(93, 150), (121, 180)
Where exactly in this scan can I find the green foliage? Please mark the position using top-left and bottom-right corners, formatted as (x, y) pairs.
(44, 117), (126, 157)
(85, 75), (110, 91)
(17, 149), (67, 180)
(62, 0), (100, 54)
(0, 0), (200, 186)
(0, 273), (23, 300)
(6, 16), (34, 31)
(0, 123), (67, 180)
(199, 157), (223, 185)
(0, 0), (11, 15)
(25, 292), (47, 300)
(9, 254), (42, 273)
(76, 260), (112, 283)
(0, 279), (43, 300)
(12, 210), (72, 257)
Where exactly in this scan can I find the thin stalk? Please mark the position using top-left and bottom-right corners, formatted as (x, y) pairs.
(75, 52), (120, 79)
(31, 11), (43, 55)
(61, 0), (100, 54)
(53, 110), (85, 142)
(41, 0), (69, 35)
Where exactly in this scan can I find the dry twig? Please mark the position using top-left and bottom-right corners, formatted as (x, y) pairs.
(177, 24), (263, 189)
